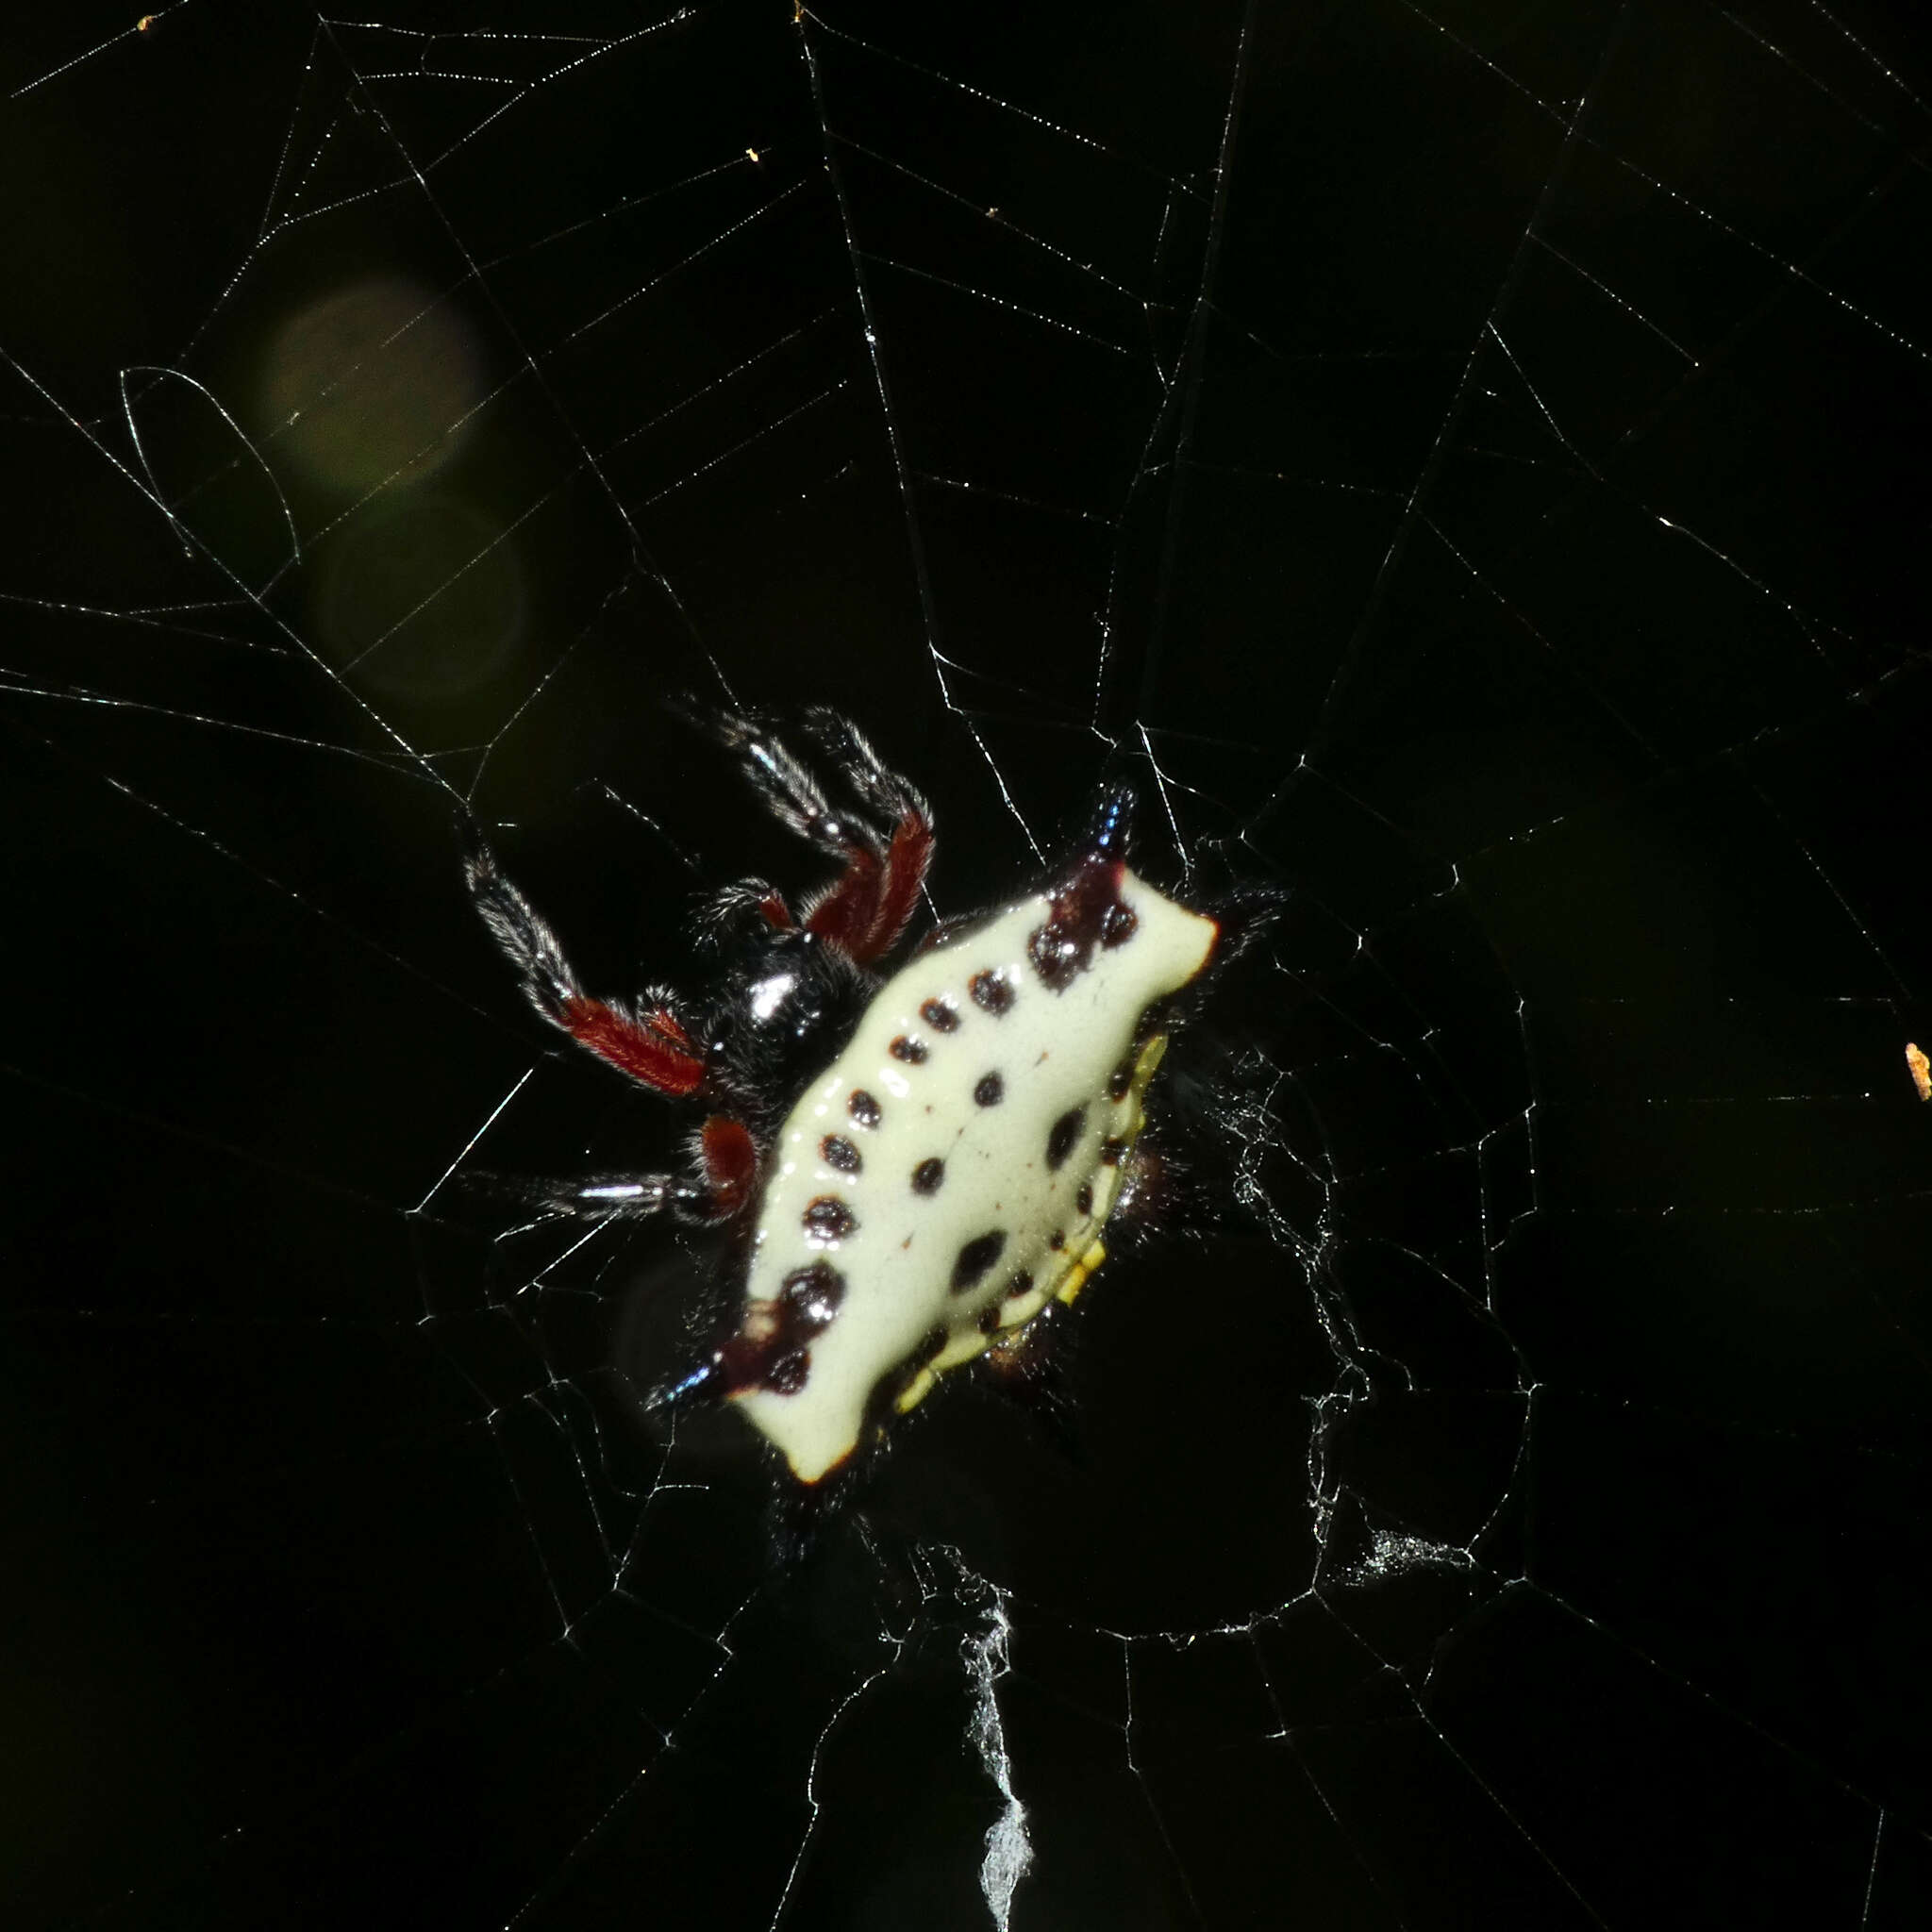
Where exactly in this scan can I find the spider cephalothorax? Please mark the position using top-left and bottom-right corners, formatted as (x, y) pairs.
(462, 709), (1221, 1486)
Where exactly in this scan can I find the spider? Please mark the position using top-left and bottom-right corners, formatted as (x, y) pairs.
(461, 708), (1224, 1490)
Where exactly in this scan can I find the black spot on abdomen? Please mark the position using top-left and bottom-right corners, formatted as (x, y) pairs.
(1045, 1105), (1086, 1170)
(950, 1230), (1008, 1292)
(821, 1134), (861, 1173)
(802, 1196), (857, 1245)
(780, 1262), (844, 1332)
(970, 971), (1014, 1015)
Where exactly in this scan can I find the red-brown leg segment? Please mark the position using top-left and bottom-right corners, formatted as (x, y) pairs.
(461, 814), (710, 1098)
(710, 708), (934, 969)
(865, 809), (936, 961)
(700, 1114), (758, 1216)
(804, 807), (934, 966)
(802, 846), (879, 956)
(561, 998), (707, 1097)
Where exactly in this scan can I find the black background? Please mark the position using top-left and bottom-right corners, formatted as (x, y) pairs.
(4, 2), (1930, 1926)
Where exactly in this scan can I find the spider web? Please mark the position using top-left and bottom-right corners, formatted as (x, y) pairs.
(4, 1), (1929, 1925)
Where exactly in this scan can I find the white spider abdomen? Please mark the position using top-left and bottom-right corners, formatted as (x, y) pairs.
(728, 858), (1218, 1483)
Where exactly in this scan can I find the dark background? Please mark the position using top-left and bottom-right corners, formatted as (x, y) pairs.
(3, 1), (1929, 1925)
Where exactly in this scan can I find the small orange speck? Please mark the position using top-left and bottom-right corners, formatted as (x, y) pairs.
(137, 13), (155, 27)
(1907, 1042), (1930, 1102)
(746, 146), (760, 162)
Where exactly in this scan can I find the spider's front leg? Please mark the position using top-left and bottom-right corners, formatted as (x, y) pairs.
(709, 707), (935, 967)
(458, 817), (762, 1227)
(458, 812), (708, 1097)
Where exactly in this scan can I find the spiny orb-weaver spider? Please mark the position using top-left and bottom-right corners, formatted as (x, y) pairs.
(461, 709), (1223, 1489)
